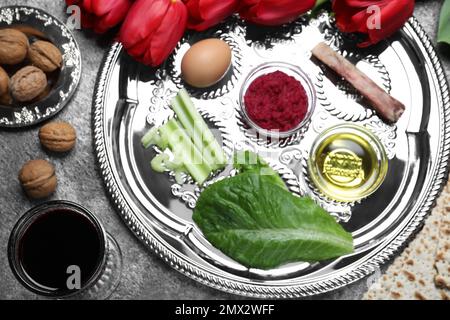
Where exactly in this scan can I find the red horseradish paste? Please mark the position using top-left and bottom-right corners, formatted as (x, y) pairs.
(244, 70), (308, 132)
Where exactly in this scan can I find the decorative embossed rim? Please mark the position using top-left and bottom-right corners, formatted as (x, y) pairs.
(0, 6), (81, 128)
(93, 17), (450, 298)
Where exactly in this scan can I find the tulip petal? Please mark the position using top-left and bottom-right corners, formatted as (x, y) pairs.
(150, 1), (188, 65)
(198, 0), (238, 21)
(120, 0), (171, 52)
(65, 0), (81, 6)
(364, 0), (414, 46)
(186, 0), (238, 31)
(95, 0), (133, 33)
(120, 0), (188, 66)
(239, 0), (315, 26)
(185, 0), (202, 21)
(332, 0), (415, 47)
(66, 0), (132, 34)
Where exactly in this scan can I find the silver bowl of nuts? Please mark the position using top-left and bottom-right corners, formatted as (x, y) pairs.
(0, 6), (81, 128)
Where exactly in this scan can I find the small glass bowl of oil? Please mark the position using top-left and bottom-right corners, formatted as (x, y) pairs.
(307, 124), (388, 202)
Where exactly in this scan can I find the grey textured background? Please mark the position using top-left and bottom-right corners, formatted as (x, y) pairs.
(0, 0), (449, 300)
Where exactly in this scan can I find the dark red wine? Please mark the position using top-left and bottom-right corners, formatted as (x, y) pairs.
(17, 208), (103, 295)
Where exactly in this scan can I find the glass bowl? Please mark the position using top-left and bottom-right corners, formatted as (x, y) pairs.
(307, 124), (388, 202)
(239, 61), (316, 139)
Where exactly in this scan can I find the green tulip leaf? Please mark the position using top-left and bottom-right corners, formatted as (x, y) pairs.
(438, 0), (450, 45)
(314, 0), (330, 9)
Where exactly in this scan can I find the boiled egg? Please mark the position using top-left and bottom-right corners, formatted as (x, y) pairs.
(181, 39), (232, 88)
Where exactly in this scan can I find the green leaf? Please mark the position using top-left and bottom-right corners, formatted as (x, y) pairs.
(438, 0), (450, 45)
(233, 150), (287, 190)
(312, 0), (331, 15)
(193, 172), (353, 269)
(313, 0), (330, 10)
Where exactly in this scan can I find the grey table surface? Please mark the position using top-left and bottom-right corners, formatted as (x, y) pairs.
(1, 0), (449, 300)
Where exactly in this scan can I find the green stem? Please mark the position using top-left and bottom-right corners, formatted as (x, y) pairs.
(172, 89), (227, 170)
(170, 95), (216, 169)
(151, 153), (169, 173)
(159, 118), (212, 185)
(314, 0), (330, 9)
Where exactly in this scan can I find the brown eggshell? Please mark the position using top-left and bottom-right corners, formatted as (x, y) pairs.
(181, 39), (232, 88)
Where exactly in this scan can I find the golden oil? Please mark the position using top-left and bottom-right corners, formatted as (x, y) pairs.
(308, 124), (388, 202)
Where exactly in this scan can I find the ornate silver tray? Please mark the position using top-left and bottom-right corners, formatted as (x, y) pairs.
(93, 13), (450, 298)
(0, 6), (81, 128)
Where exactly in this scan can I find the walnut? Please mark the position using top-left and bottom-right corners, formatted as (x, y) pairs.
(0, 92), (13, 106)
(28, 41), (63, 72)
(10, 66), (47, 102)
(39, 121), (77, 152)
(19, 159), (57, 199)
(0, 66), (9, 96)
(0, 28), (29, 65)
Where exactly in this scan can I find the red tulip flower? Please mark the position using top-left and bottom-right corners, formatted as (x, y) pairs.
(183, 0), (239, 31)
(238, 0), (316, 26)
(119, 0), (188, 67)
(65, 0), (133, 34)
(332, 0), (415, 47)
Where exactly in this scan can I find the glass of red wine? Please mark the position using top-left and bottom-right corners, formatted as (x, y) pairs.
(8, 200), (122, 299)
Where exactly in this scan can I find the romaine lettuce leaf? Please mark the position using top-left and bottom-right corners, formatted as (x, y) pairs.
(233, 150), (287, 190)
(438, 0), (450, 45)
(193, 171), (354, 269)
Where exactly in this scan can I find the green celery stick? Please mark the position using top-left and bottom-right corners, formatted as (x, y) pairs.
(178, 89), (227, 166)
(141, 127), (160, 148)
(174, 170), (185, 184)
(151, 153), (169, 173)
(141, 126), (168, 149)
(159, 118), (212, 184)
(172, 89), (227, 169)
(171, 96), (216, 169)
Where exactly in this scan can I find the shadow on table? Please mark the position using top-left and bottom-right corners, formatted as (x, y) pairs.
(438, 43), (450, 64)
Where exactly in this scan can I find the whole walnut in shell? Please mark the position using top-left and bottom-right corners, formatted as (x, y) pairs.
(0, 28), (29, 65)
(39, 121), (77, 152)
(0, 92), (13, 106)
(19, 159), (57, 199)
(10, 66), (47, 102)
(0, 66), (9, 96)
(28, 41), (63, 72)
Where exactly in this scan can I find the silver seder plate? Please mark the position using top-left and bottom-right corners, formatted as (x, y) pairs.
(93, 13), (450, 298)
